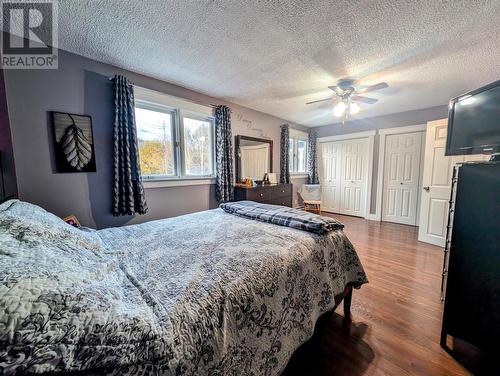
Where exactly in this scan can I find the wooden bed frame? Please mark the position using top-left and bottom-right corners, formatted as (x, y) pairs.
(334, 284), (353, 321)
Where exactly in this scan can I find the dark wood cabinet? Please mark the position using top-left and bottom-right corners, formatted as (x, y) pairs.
(234, 183), (292, 207)
(441, 162), (500, 352)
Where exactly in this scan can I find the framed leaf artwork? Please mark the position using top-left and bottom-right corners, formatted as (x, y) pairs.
(51, 112), (96, 172)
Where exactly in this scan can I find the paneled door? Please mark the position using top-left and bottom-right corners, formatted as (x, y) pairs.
(319, 141), (342, 213)
(340, 139), (368, 217)
(382, 132), (423, 225)
(418, 119), (488, 246)
(319, 138), (369, 217)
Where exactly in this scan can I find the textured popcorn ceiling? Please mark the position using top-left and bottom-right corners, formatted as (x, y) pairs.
(37, 1), (500, 125)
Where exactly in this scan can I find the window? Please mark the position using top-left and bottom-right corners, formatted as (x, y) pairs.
(135, 106), (175, 177)
(289, 138), (295, 172)
(134, 87), (215, 181)
(289, 131), (308, 174)
(183, 117), (213, 176)
(296, 139), (307, 172)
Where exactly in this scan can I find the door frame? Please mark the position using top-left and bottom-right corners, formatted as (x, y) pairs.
(317, 130), (376, 219)
(374, 124), (427, 222)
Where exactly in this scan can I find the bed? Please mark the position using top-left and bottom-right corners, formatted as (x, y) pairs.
(0, 199), (367, 375)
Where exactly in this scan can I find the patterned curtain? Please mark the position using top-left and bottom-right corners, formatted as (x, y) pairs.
(280, 124), (290, 184)
(307, 130), (319, 184)
(112, 75), (148, 216)
(215, 105), (234, 203)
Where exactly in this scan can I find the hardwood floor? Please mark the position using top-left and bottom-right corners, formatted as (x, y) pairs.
(282, 214), (472, 376)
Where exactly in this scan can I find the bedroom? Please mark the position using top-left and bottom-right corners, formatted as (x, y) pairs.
(0, 1), (499, 375)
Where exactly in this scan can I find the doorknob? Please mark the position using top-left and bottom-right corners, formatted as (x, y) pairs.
(423, 186), (430, 192)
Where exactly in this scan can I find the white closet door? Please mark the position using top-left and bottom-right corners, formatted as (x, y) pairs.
(319, 141), (342, 212)
(319, 138), (369, 217)
(382, 132), (423, 225)
(340, 139), (368, 217)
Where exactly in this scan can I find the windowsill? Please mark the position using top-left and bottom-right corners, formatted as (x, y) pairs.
(290, 173), (309, 179)
(143, 177), (216, 188)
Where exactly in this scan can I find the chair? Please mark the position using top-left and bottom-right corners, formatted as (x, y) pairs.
(299, 184), (322, 215)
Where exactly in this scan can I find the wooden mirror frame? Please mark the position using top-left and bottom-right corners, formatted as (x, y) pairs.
(235, 135), (273, 182)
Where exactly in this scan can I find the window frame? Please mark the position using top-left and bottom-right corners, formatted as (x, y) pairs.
(289, 130), (309, 175)
(134, 89), (216, 183)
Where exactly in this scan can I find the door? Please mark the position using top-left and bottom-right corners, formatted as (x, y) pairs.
(340, 139), (368, 217)
(319, 138), (369, 217)
(382, 132), (423, 225)
(418, 119), (488, 246)
(319, 141), (342, 212)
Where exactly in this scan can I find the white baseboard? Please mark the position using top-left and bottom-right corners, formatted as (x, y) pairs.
(367, 214), (380, 221)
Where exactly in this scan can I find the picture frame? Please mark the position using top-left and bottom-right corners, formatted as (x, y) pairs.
(51, 111), (96, 173)
(63, 214), (81, 228)
(265, 172), (277, 184)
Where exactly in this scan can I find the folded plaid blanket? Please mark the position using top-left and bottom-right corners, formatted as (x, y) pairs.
(220, 200), (344, 234)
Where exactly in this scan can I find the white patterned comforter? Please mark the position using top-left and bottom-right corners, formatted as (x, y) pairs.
(0, 200), (367, 375)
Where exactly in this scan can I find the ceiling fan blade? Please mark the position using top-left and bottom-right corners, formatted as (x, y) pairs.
(351, 95), (378, 104)
(328, 86), (344, 95)
(355, 82), (388, 94)
(306, 97), (334, 105)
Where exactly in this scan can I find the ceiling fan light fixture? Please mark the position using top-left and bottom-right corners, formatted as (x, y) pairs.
(350, 102), (360, 114)
(307, 80), (388, 123)
(333, 101), (346, 117)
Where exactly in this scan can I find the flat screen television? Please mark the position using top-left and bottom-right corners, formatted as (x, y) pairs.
(446, 80), (500, 156)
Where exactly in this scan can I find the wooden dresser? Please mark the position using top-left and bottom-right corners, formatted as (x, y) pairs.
(234, 183), (292, 207)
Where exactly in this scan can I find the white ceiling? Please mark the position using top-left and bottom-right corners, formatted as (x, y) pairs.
(39, 1), (500, 126)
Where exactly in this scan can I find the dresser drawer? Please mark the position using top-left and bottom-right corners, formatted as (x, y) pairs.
(234, 184), (292, 207)
(265, 197), (292, 207)
(246, 187), (272, 201)
(272, 184), (292, 197)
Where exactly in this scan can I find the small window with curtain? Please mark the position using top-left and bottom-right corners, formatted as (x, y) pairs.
(135, 105), (176, 177)
(134, 87), (215, 181)
(289, 130), (308, 174)
(183, 116), (214, 176)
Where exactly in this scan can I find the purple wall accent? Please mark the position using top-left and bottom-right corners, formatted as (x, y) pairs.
(0, 70), (11, 150)
(0, 68), (17, 200)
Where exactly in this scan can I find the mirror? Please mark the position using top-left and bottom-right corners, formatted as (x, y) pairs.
(235, 135), (273, 182)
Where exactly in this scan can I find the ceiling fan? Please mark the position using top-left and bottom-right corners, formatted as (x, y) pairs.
(306, 79), (388, 124)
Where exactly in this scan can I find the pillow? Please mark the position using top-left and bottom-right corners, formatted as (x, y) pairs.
(0, 199), (103, 252)
(0, 201), (124, 374)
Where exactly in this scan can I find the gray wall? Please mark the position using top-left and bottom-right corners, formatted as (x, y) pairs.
(313, 105), (449, 214)
(4, 48), (307, 229)
(313, 105), (448, 138)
